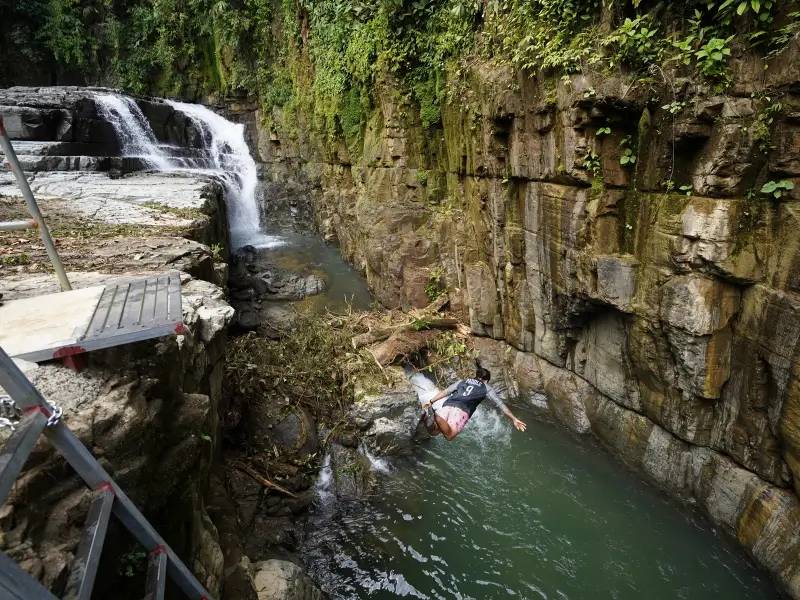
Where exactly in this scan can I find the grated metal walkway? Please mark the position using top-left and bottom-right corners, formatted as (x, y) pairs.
(0, 272), (183, 362)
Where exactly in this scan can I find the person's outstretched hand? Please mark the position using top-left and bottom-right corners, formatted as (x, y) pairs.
(422, 401), (432, 411)
(513, 418), (527, 432)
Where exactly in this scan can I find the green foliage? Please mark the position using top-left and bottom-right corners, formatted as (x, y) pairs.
(583, 151), (601, 177)
(424, 266), (445, 302)
(1, 253), (31, 266)
(5, 0), (798, 144)
(752, 100), (782, 153)
(619, 135), (636, 167)
(760, 180), (794, 199)
(119, 547), (147, 578)
(661, 101), (686, 115)
(596, 126), (611, 136)
(489, 0), (601, 74)
(603, 15), (665, 69)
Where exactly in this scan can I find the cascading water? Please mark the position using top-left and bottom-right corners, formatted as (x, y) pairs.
(164, 100), (263, 249)
(94, 94), (171, 172)
(94, 93), (279, 250)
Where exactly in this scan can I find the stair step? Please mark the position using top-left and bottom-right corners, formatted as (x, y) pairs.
(0, 551), (59, 600)
(0, 409), (48, 505)
(3, 155), (111, 173)
(143, 548), (168, 600)
(63, 486), (115, 600)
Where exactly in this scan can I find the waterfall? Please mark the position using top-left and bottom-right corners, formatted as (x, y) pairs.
(93, 93), (280, 250)
(164, 100), (263, 249)
(94, 94), (171, 172)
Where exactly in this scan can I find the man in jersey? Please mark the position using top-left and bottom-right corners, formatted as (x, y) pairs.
(420, 366), (527, 440)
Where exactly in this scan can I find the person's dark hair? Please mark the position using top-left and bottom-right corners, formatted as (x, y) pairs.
(476, 366), (491, 382)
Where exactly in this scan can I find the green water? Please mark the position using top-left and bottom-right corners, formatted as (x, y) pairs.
(302, 406), (778, 600)
(254, 232), (373, 313)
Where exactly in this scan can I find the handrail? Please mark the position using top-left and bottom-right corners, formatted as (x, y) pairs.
(0, 116), (71, 290)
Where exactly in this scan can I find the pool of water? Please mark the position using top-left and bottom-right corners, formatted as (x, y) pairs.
(301, 405), (778, 600)
(251, 232), (373, 313)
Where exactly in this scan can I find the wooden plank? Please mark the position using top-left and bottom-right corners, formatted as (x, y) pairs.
(152, 276), (169, 325)
(0, 286), (104, 359)
(1, 274), (182, 362)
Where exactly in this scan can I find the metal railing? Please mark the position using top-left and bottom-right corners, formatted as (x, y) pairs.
(0, 344), (213, 599)
(0, 116), (71, 290)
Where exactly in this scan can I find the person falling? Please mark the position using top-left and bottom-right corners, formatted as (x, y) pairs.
(419, 363), (527, 441)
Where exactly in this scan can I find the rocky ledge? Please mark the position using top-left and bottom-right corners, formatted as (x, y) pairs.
(0, 88), (287, 600)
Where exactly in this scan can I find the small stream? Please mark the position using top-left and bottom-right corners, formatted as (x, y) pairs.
(302, 407), (778, 600)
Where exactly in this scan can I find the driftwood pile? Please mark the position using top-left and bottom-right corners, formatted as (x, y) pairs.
(351, 296), (464, 367)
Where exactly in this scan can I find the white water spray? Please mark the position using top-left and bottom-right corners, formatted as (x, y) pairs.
(94, 93), (281, 249)
(94, 95), (171, 172)
(360, 445), (392, 475)
(165, 100), (264, 248)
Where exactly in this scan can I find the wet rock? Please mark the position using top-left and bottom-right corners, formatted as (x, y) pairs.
(252, 560), (324, 600)
(351, 373), (427, 456)
(247, 402), (319, 461)
(327, 442), (376, 500)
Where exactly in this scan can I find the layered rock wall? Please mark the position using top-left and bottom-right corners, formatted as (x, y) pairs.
(256, 45), (800, 596)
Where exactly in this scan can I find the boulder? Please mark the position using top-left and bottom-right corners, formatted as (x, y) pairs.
(252, 560), (324, 600)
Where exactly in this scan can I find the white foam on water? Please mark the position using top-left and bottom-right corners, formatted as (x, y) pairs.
(94, 93), (284, 250)
(315, 452), (334, 504)
(361, 445), (392, 475)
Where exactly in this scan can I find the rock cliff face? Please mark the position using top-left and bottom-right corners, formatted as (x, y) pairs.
(251, 44), (800, 597)
(0, 88), (238, 598)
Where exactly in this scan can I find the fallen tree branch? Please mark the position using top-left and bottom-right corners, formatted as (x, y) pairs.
(368, 329), (444, 367)
(233, 461), (298, 498)
(352, 318), (459, 350)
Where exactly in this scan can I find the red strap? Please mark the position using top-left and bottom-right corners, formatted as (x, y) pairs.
(149, 545), (167, 557)
(95, 482), (115, 495)
(23, 406), (52, 418)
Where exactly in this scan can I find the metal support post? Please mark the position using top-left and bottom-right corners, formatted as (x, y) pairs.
(0, 345), (212, 599)
(0, 117), (71, 291)
(0, 219), (36, 231)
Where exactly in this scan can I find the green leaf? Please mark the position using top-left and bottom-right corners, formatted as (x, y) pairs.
(718, 0), (735, 10)
(761, 181), (778, 193)
(784, 181), (795, 190)
(752, 0), (761, 12)
(737, 2), (748, 15)
(774, 190), (782, 198)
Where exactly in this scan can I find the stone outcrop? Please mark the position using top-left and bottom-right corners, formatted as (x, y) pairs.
(252, 560), (324, 600)
(0, 88), (246, 599)
(254, 43), (800, 597)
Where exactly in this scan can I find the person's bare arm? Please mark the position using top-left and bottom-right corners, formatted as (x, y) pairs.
(422, 382), (459, 410)
(487, 386), (527, 432)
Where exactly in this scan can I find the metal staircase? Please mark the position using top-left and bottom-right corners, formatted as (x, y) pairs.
(0, 340), (213, 599)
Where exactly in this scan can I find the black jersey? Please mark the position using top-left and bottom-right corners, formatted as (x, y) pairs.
(442, 379), (506, 417)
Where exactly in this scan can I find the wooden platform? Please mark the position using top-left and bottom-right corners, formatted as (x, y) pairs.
(0, 272), (183, 362)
